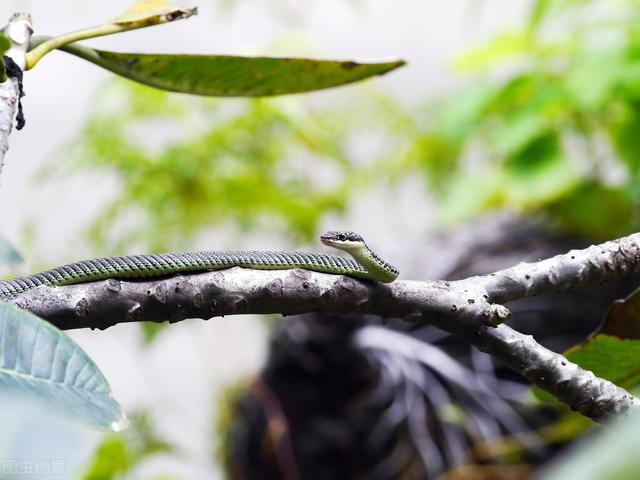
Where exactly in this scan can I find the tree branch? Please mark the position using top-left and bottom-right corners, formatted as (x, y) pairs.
(7, 268), (509, 329)
(443, 322), (639, 422)
(6, 232), (640, 421)
(481, 233), (640, 304)
(0, 13), (32, 178)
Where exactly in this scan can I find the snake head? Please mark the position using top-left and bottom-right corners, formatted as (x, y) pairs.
(320, 231), (365, 251)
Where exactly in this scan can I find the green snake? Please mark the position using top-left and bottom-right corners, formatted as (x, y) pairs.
(0, 231), (399, 298)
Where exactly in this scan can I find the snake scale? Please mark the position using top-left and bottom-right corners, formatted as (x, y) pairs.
(0, 231), (399, 298)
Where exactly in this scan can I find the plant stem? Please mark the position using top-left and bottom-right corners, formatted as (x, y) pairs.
(26, 23), (133, 70)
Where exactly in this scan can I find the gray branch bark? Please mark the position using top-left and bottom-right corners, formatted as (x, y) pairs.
(482, 233), (640, 303)
(0, 13), (31, 178)
(6, 232), (640, 421)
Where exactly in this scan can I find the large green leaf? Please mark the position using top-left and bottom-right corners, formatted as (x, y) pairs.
(540, 408), (640, 480)
(0, 303), (126, 430)
(563, 335), (640, 389)
(56, 42), (405, 97)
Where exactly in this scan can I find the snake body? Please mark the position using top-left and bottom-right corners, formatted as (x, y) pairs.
(0, 231), (399, 298)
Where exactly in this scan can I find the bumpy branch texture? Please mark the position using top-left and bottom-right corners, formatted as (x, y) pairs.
(7, 270), (507, 330)
(0, 13), (31, 178)
(445, 323), (639, 422)
(6, 232), (640, 421)
(482, 233), (640, 303)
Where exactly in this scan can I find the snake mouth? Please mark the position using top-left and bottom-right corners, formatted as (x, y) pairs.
(320, 231), (342, 245)
(320, 235), (332, 246)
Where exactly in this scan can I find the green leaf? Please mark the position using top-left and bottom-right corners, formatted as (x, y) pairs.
(58, 43), (406, 97)
(540, 409), (640, 480)
(535, 286), (640, 401)
(112, 0), (197, 27)
(78, 411), (175, 479)
(0, 33), (12, 82)
(534, 334), (640, 402)
(556, 286), (640, 390)
(563, 335), (640, 390)
(0, 303), (126, 430)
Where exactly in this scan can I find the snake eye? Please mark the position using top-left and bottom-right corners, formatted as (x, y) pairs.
(339, 234), (347, 241)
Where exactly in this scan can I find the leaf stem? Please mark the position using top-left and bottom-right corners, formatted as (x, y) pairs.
(25, 4), (197, 70)
(27, 23), (135, 70)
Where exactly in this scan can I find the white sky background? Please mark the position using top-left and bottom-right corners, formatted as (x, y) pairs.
(0, 1), (527, 478)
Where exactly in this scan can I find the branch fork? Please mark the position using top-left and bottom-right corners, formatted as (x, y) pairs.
(5, 232), (640, 421)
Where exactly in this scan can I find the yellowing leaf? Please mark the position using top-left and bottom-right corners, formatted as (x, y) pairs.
(113, 0), (197, 27)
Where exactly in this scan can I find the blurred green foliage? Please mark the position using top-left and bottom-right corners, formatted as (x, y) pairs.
(76, 412), (178, 480)
(539, 407), (640, 480)
(396, 0), (640, 238)
(47, 80), (404, 253)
